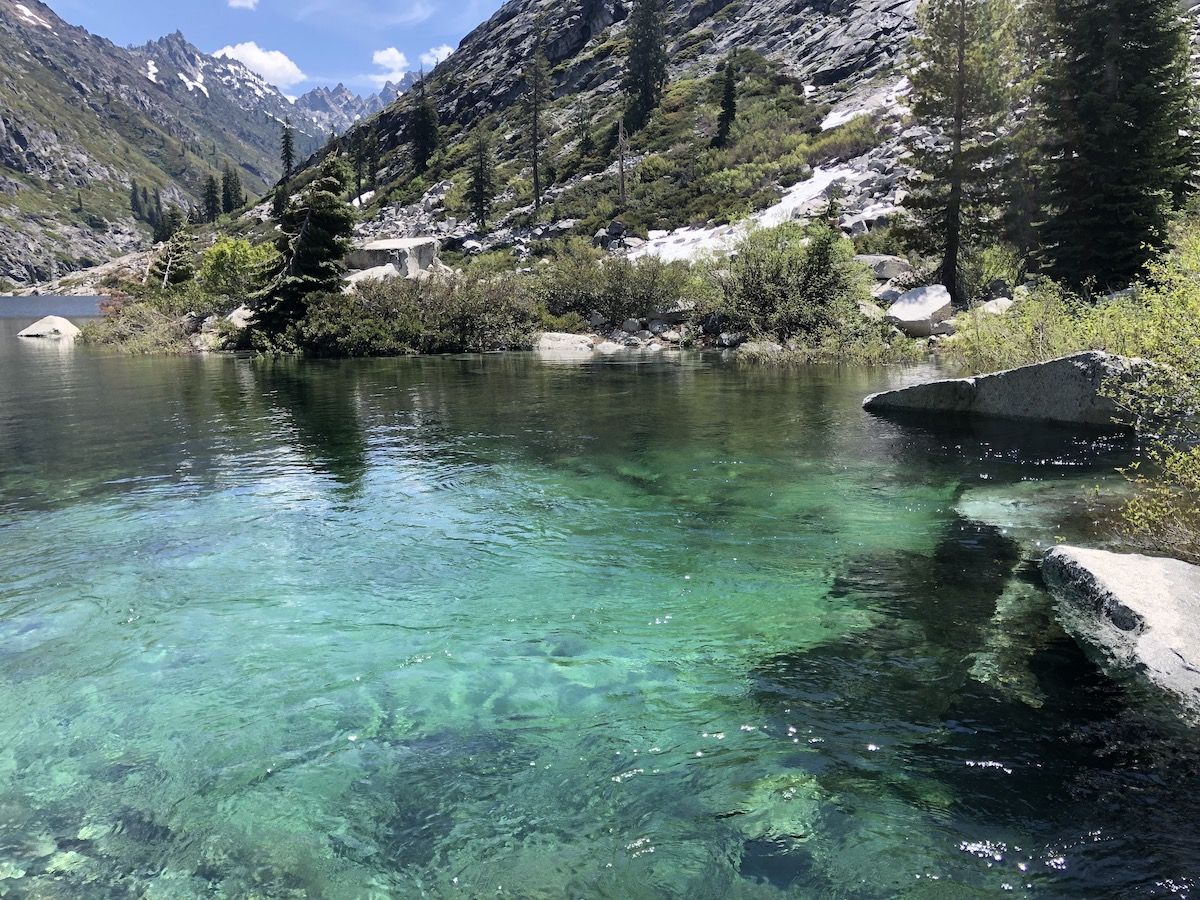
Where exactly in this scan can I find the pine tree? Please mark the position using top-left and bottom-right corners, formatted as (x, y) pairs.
(252, 156), (356, 336)
(369, 132), (381, 190)
(411, 73), (441, 175)
(149, 229), (195, 287)
(714, 53), (738, 148)
(153, 205), (185, 244)
(203, 174), (222, 223)
(523, 41), (551, 212)
(466, 132), (496, 229)
(221, 166), (243, 215)
(622, 0), (668, 133)
(352, 129), (366, 200)
(1038, 0), (1195, 290)
(903, 0), (1015, 306)
(272, 182), (289, 221)
(281, 119), (296, 180)
(130, 180), (143, 218)
(575, 101), (595, 159)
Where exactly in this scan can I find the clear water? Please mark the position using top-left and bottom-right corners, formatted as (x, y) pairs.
(0, 320), (1196, 898)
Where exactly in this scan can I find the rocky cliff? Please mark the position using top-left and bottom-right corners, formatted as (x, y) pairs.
(0, 0), (336, 285)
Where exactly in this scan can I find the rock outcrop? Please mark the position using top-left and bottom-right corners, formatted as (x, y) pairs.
(885, 285), (953, 337)
(17, 315), (81, 339)
(1043, 546), (1200, 712)
(863, 351), (1145, 428)
(345, 238), (441, 278)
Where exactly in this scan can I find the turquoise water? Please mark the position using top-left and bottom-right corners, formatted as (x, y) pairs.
(0, 321), (1195, 898)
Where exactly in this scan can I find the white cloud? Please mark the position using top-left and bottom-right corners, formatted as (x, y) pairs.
(420, 44), (453, 68)
(228, 0), (259, 8)
(214, 42), (307, 89)
(370, 46), (410, 85)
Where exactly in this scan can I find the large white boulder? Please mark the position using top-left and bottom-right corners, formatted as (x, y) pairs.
(17, 315), (81, 339)
(535, 333), (595, 355)
(885, 285), (953, 338)
(863, 351), (1147, 428)
(1043, 546), (1200, 713)
(344, 264), (402, 290)
(345, 238), (440, 278)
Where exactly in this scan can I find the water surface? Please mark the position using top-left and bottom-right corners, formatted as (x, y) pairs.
(0, 322), (1194, 898)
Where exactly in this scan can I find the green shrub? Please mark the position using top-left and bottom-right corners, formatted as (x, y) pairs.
(806, 117), (879, 165)
(199, 236), (277, 306)
(707, 224), (873, 340)
(79, 302), (190, 354)
(296, 276), (541, 357)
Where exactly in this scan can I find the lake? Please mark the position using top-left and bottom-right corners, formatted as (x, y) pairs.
(0, 320), (1194, 898)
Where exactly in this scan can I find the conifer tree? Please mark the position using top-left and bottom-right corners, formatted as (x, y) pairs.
(369, 132), (381, 190)
(466, 132), (496, 229)
(203, 175), (222, 223)
(253, 156), (356, 336)
(130, 180), (143, 218)
(281, 119), (296, 180)
(714, 53), (738, 148)
(150, 229), (194, 287)
(272, 182), (289, 221)
(575, 101), (595, 159)
(903, 0), (1015, 306)
(523, 41), (551, 212)
(221, 166), (243, 215)
(623, 0), (668, 133)
(153, 205), (185, 244)
(1038, 0), (1195, 289)
(352, 129), (366, 200)
(411, 73), (441, 175)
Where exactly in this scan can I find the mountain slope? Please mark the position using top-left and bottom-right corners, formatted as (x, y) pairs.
(296, 76), (417, 135)
(0, 0), (332, 285)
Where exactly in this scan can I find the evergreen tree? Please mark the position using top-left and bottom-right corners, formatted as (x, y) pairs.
(221, 166), (243, 215)
(130, 180), (143, 218)
(153, 205), (185, 244)
(466, 132), (496, 229)
(281, 119), (296, 180)
(522, 41), (551, 212)
(252, 157), (356, 337)
(999, 0), (1054, 268)
(272, 182), (289, 221)
(149, 229), (194, 288)
(575, 101), (596, 159)
(369, 132), (381, 190)
(411, 73), (441, 174)
(714, 53), (738, 148)
(352, 129), (366, 200)
(203, 174), (222, 223)
(622, 0), (668, 133)
(903, 0), (1015, 306)
(153, 187), (164, 226)
(1038, 0), (1195, 290)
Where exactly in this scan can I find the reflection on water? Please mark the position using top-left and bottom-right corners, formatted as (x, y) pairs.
(0, 327), (1195, 898)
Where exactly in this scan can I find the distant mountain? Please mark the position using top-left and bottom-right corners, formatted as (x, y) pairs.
(0, 0), (332, 285)
(295, 74), (417, 135)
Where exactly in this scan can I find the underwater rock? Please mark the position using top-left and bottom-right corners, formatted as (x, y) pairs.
(1043, 546), (1200, 712)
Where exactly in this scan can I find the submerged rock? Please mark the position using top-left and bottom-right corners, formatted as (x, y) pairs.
(863, 351), (1145, 428)
(1043, 546), (1200, 712)
(17, 315), (80, 339)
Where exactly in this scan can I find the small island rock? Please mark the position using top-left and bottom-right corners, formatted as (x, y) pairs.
(17, 315), (81, 339)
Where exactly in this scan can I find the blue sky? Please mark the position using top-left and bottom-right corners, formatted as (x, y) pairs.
(47, 0), (504, 96)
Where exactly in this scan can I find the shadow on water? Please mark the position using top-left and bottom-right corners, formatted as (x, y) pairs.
(741, 507), (1200, 896)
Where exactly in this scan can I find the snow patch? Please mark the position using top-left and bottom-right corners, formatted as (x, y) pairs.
(352, 190), (376, 209)
(178, 71), (209, 98)
(14, 3), (51, 28)
(820, 77), (911, 131)
(145, 60), (159, 84)
(629, 165), (860, 263)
